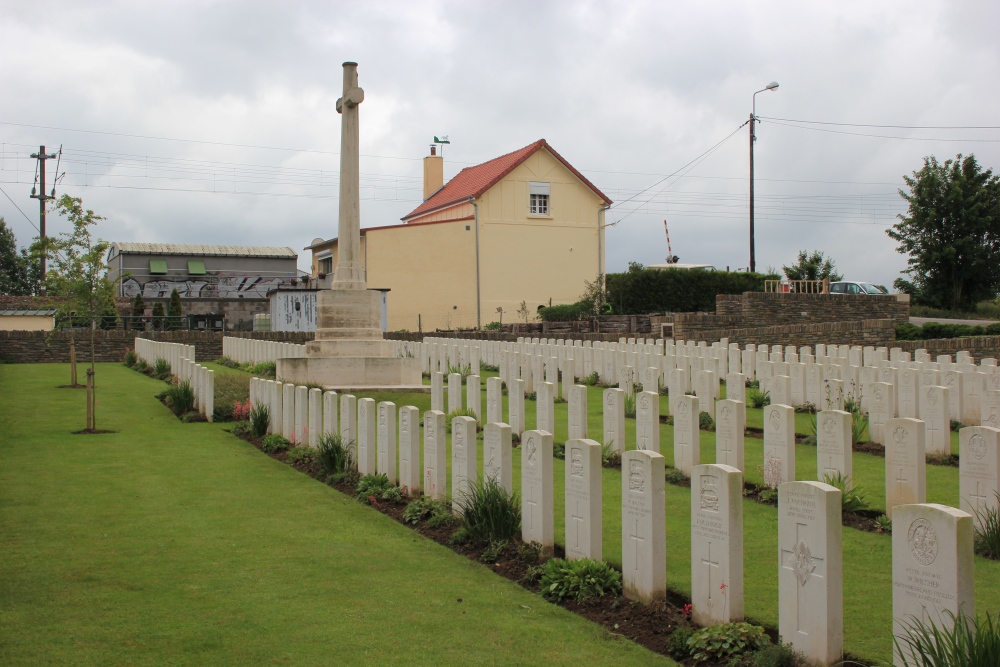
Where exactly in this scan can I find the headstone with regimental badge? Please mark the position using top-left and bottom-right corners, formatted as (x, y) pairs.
(622, 449), (666, 603)
(692, 463), (744, 626)
(885, 417), (927, 517)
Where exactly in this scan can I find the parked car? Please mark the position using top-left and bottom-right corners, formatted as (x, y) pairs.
(828, 281), (887, 295)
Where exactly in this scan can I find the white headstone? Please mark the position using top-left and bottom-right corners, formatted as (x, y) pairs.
(763, 404), (796, 488)
(431, 371), (444, 413)
(694, 369), (716, 419)
(885, 418), (927, 517)
(568, 384), (588, 440)
(483, 422), (513, 493)
(448, 373), (462, 414)
(778, 481), (843, 666)
(508, 378), (525, 436)
(941, 369), (963, 423)
(692, 463), (744, 625)
(398, 405), (420, 496)
(770, 374), (792, 408)
(282, 383), (295, 440)
(451, 416), (478, 513)
(870, 382), (895, 445)
(892, 504), (975, 667)
(322, 390), (338, 438)
(486, 376), (503, 425)
(423, 410), (446, 500)
(622, 449), (666, 603)
(897, 368), (920, 419)
(603, 387), (625, 454)
(377, 401), (397, 484)
(308, 387), (322, 448)
(340, 394), (357, 462)
(636, 390), (660, 453)
(357, 398), (377, 475)
(981, 389), (1000, 429)
(466, 374), (481, 421)
(521, 430), (554, 555)
(668, 368), (687, 417)
(959, 426), (1000, 528)
(565, 438), (603, 561)
(923, 385), (951, 457)
(536, 381), (555, 435)
(673, 394), (700, 477)
(715, 399), (745, 471)
(816, 410), (852, 483)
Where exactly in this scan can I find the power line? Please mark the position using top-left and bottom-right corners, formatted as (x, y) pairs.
(0, 185), (39, 232)
(761, 119), (1000, 143)
(757, 116), (1000, 130)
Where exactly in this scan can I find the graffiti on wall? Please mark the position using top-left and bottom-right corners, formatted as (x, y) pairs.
(122, 274), (285, 299)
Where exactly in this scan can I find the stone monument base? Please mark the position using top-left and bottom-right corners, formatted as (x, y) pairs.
(277, 355), (423, 392)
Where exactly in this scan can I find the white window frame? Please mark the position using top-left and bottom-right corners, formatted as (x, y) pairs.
(530, 193), (549, 215)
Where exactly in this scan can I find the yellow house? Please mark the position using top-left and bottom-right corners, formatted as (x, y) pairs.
(306, 139), (612, 331)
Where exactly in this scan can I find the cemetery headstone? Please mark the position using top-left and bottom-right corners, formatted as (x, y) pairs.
(622, 449), (666, 603)
(377, 401), (397, 484)
(959, 426), (1000, 528)
(692, 463), (744, 625)
(673, 394), (700, 477)
(565, 438), (603, 561)
(398, 406), (420, 495)
(423, 410), (446, 500)
(521, 430), (554, 555)
(715, 399), (745, 471)
(636, 390), (660, 453)
(483, 422), (513, 493)
(885, 417), (927, 517)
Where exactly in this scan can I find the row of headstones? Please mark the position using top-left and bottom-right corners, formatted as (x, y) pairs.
(221, 336), (307, 365)
(135, 337), (214, 420)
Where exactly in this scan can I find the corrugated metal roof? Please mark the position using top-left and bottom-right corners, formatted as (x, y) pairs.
(110, 242), (297, 258)
(0, 309), (58, 316)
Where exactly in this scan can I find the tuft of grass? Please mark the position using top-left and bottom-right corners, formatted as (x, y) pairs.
(893, 610), (1000, 667)
(317, 433), (354, 477)
(454, 475), (520, 545)
(852, 410), (870, 445)
(286, 445), (316, 465)
(582, 371), (600, 386)
(623, 393), (636, 418)
(249, 403), (270, 438)
(445, 408), (479, 433)
(975, 491), (1000, 560)
(153, 357), (171, 379)
(747, 387), (770, 409)
(538, 557), (622, 603)
(356, 474), (402, 505)
(699, 411), (715, 431)
(600, 441), (620, 467)
(822, 471), (872, 513)
(876, 514), (892, 535)
(164, 381), (195, 415)
(261, 434), (290, 453)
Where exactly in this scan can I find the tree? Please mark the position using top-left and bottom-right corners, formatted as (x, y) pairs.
(168, 288), (182, 329)
(34, 195), (119, 431)
(0, 216), (33, 295)
(888, 154), (1000, 310)
(782, 250), (842, 282)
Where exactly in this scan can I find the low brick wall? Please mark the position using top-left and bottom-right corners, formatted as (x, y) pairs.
(714, 291), (909, 327)
(897, 336), (1000, 362)
(386, 331), (629, 343)
(674, 318), (898, 348)
(0, 330), (314, 364)
(500, 314), (655, 336)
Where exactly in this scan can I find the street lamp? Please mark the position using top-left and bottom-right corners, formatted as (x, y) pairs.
(749, 81), (779, 274)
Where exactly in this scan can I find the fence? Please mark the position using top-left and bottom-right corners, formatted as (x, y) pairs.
(135, 337), (214, 421)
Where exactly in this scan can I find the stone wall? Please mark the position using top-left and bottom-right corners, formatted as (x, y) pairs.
(896, 336), (1000, 362)
(386, 331), (628, 343)
(0, 330), (314, 364)
(673, 318), (898, 348)
(0, 295), (132, 315)
(711, 292), (909, 327)
(500, 314), (655, 336)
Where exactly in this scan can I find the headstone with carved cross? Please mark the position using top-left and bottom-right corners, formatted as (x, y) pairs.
(521, 430), (554, 555)
(673, 394), (700, 477)
(536, 381), (555, 435)
(636, 390), (660, 453)
(694, 369), (716, 420)
(764, 404), (796, 488)
(621, 449), (666, 603)
(466, 374), (481, 422)
(568, 384), (588, 441)
(885, 417), (927, 517)
(897, 367), (920, 419)
(603, 387), (625, 455)
(423, 410), (446, 501)
(715, 399), (745, 472)
(483, 422), (512, 493)
(565, 438), (603, 561)
(959, 425), (1000, 529)
(778, 481), (843, 666)
(376, 400), (396, 484)
(892, 503), (975, 667)
(508, 378), (525, 437)
(869, 382), (895, 445)
(982, 389), (1000, 429)
(431, 371), (444, 413)
(922, 385), (950, 457)
(667, 368), (687, 417)
(816, 410), (852, 485)
(692, 463), (744, 626)
(486, 377), (502, 425)
(357, 397), (377, 475)
(942, 369), (964, 424)
(451, 416), (478, 515)
(398, 405), (420, 496)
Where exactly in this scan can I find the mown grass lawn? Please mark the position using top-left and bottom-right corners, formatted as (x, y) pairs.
(0, 363), (671, 666)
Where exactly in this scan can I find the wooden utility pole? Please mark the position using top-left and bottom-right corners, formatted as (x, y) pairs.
(30, 145), (58, 292)
(748, 116), (756, 274)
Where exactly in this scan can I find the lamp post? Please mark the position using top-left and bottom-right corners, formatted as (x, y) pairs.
(749, 81), (779, 274)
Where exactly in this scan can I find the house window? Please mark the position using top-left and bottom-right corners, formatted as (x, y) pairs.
(529, 182), (551, 215)
(319, 258), (333, 275)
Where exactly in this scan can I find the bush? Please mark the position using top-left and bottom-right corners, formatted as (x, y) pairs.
(402, 496), (455, 526)
(249, 403), (270, 438)
(822, 472), (872, 513)
(164, 381), (195, 415)
(286, 445), (316, 465)
(687, 622), (771, 665)
(605, 265), (775, 314)
(747, 387), (770, 409)
(232, 398), (251, 422)
(538, 557), (622, 602)
(454, 475), (521, 545)
(153, 357), (170, 378)
(356, 474), (403, 505)
(600, 441), (621, 467)
(582, 371), (601, 386)
(752, 642), (806, 667)
(665, 467), (688, 485)
(136, 358), (150, 373)
(445, 409), (480, 433)
(261, 434), (290, 453)
(894, 609), (1000, 667)
(876, 514), (892, 534)
(975, 491), (1000, 559)
(699, 411), (715, 431)
(317, 433), (354, 476)
(123, 348), (137, 367)
(537, 300), (594, 322)
(214, 373), (250, 421)
(248, 361), (276, 378)
(230, 421), (253, 438)
(895, 320), (1000, 341)
(667, 627), (695, 660)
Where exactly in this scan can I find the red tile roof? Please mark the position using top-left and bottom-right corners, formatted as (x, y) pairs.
(401, 139), (612, 221)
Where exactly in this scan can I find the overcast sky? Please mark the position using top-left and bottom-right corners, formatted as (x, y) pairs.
(2, 0), (999, 290)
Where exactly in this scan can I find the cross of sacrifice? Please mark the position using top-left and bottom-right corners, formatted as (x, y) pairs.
(781, 522), (825, 634)
(628, 518), (645, 572)
(702, 541), (721, 602)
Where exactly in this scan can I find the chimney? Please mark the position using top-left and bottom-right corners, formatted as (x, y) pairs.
(423, 144), (443, 200)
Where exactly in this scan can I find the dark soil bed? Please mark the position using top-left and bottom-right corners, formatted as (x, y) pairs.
(57, 384), (87, 389)
(71, 429), (118, 434)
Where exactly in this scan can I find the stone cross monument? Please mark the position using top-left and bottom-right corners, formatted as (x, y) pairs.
(276, 62), (421, 389)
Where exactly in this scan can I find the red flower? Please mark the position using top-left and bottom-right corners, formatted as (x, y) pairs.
(683, 603), (692, 615)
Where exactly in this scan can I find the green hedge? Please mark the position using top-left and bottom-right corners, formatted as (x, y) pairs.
(896, 321), (1000, 341)
(605, 267), (774, 314)
(538, 301), (594, 322)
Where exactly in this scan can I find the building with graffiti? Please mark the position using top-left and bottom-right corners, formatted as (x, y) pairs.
(106, 243), (301, 330)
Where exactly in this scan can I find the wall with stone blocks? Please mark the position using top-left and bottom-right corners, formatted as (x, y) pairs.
(712, 291), (909, 326)
(672, 318), (898, 348)
(0, 330), (314, 364)
(896, 336), (1000, 362)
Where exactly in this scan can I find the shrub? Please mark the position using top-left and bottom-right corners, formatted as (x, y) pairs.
(446, 363), (472, 379)
(852, 410), (870, 445)
(665, 467), (688, 485)
(232, 398), (252, 422)
(687, 622), (771, 665)
(951, 419), (963, 432)
(153, 357), (171, 378)
(230, 421), (253, 438)
(123, 348), (137, 367)
(213, 404), (235, 423)
(605, 265), (774, 314)
(581, 371), (601, 386)
(261, 434), (290, 453)
(215, 373), (250, 415)
(537, 300), (593, 322)
(623, 393), (636, 418)
(445, 409), (480, 433)
(402, 496), (454, 526)
(216, 356), (240, 369)
(666, 627), (695, 660)
(538, 557), (622, 602)
(600, 441), (621, 467)
(317, 433), (354, 476)
(975, 491), (1000, 559)
(249, 403), (270, 438)
(752, 641), (806, 667)
(356, 474), (402, 505)
(454, 475), (521, 545)
(481, 539), (509, 564)
(876, 514), (892, 534)
(164, 381), (195, 415)
(699, 411), (715, 431)
(248, 361), (276, 378)
(894, 609), (1000, 667)
(822, 472), (872, 513)
(136, 358), (150, 373)
(286, 445), (316, 465)
(758, 488), (778, 505)
(747, 387), (770, 409)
